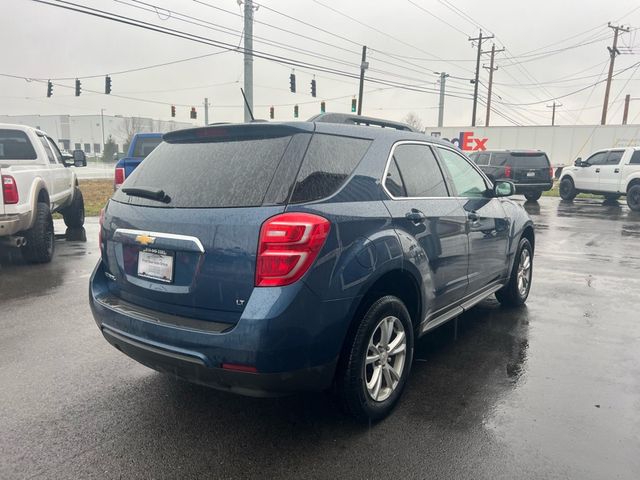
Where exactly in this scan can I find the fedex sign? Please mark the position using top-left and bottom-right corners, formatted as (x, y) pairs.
(439, 131), (488, 151)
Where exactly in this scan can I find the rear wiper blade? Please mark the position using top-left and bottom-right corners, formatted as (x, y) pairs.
(121, 186), (171, 203)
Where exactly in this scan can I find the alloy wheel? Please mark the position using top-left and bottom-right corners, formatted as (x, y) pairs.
(364, 316), (407, 402)
(517, 249), (532, 297)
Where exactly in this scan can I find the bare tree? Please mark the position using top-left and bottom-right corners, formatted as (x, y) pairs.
(403, 112), (424, 132)
(118, 117), (147, 152)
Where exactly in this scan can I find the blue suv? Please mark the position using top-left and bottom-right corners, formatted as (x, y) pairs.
(90, 114), (534, 421)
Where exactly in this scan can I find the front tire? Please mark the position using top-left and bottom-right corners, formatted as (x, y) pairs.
(524, 191), (542, 202)
(21, 202), (55, 263)
(62, 187), (85, 228)
(628, 184), (640, 212)
(559, 177), (577, 201)
(496, 237), (533, 307)
(337, 296), (414, 422)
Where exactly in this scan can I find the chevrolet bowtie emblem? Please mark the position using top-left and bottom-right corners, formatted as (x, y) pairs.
(135, 234), (156, 246)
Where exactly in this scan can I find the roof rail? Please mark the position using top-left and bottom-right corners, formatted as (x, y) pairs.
(307, 113), (416, 132)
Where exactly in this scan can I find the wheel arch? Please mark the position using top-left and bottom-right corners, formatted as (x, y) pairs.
(626, 177), (640, 193)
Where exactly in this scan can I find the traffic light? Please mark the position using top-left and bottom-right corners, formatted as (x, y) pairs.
(294, 105), (299, 118)
(190, 107), (197, 119)
(289, 73), (296, 93)
(269, 106), (274, 119)
(320, 101), (326, 113)
(351, 98), (357, 113)
(46, 80), (53, 98)
(171, 105), (176, 118)
(75, 78), (81, 97)
(310, 79), (317, 98)
(105, 75), (112, 94)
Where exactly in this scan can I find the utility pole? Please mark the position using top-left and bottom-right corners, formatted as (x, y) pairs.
(357, 46), (368, 116)
(483, 44), (504, 127)
(546, 101), (561, 126)
(469, 30), (494, 127)
(242, 0), (255, 122)
(437, 72), (449, 127)
(204, 97), (209, 125)
(100, 108), (105, 154)
(622, 94), (631, 125)
(601, 23), (629, 125)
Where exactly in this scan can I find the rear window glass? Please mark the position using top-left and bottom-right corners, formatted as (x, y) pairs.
(133, 137), (162, 158)
(290, 134), (371, 203)
(492, 152), (549, 168)
(0, 129), (37, 160)
(113, 135), (293, 208)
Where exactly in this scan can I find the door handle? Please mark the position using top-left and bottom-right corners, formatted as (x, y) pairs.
(595, 168), (600, 173)
(614, 168), (620, 173)
(467, 211), (480, 223)
(406, 209), (427, 224)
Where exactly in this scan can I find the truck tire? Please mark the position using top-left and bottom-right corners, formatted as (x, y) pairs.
(337, 295), (414, 422)
(524, 191), (542, 202)
(559, 177), (577, 201)
(496, 237), (533, 307)
(62, 187), (85, 228)
(628, 184), (640, 212)
(22, 202), (55, 263)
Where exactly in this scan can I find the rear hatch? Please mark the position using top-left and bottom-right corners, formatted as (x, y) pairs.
(102, 123), (314, 325)
(1, 128), (39, 215)
(507, 152), (552, 184)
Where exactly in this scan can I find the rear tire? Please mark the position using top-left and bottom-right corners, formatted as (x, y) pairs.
(524, 191), (542, 202)
(21, 202), (55, 263)
(628, 184), (640, 212)
(496, 237), (533, 307)
(337, 295), (414, 422)
(559, 177), (577, 201)
(62, 187), (85, 228)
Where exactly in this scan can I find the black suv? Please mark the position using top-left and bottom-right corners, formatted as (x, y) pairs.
(90, 114), (535, 421)
(469, 150), (553, 201)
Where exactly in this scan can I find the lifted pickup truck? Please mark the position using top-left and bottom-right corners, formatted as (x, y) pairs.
(0, 124), (86, 263)
(559, 147), (640, 211)
(114, 133), (162, 189)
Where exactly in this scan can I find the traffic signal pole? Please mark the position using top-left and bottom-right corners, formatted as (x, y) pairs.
(243, 0), (254, 122)
(357, 46), (368, 116)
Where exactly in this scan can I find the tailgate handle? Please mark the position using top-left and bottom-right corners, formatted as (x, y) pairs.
(113, 229), (205, 253)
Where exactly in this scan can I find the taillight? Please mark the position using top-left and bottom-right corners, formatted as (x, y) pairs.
(504, 165), (512, 178)
(255, 212), (331, 287)
(549, 166), (554, 179)
(98, 207), (105, 254)
(114, 167), (125, 189)
(2, 175), (19, 204)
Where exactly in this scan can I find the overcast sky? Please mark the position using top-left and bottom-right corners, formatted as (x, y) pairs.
(1, 0), (639, 127)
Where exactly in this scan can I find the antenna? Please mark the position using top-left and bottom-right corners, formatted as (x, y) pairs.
(240, 88), (255, 121)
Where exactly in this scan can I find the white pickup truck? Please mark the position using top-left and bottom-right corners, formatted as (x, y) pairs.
(0, 124), (86, 263)
(559, 146), (640, 211)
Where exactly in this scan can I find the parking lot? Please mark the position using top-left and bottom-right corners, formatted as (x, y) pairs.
(1, 196), (639, 479)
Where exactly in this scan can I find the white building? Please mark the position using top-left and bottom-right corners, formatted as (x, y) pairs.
(426, 124), (640, 166)
(0, 114), (193, 156)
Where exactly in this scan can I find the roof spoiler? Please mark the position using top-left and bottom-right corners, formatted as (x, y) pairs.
(308, 113), (417, 132)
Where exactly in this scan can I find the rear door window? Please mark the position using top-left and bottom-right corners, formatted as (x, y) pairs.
(133, 137), (163, 157)
(0, 129), (37, 160)
(385, 143), (449, 198)
(289, 134), (371, 203)
(490, 153), (510, 166)
(113, 135), (294, 208)
(474, 153), (490, 166)
(606, 150), (624, 165)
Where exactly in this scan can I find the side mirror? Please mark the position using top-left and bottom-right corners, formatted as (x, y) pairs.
(494, 180), (515, 197)
(574, 157), (584, 167)
(61, 153), (74, 167)
(72, 150), (87, 167)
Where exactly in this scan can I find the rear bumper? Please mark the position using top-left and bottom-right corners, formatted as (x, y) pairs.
(0, 213), (30, 237)
(513, 182), (553, 193)
(90, 261), (354, 396)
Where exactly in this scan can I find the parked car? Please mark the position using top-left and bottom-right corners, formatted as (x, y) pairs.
(469, 150), (553, 201)
(114, 133), (163, 189)
(0, 124), (86, 262)
(90, 114), (535, 421)
(559, 147), (640, 211)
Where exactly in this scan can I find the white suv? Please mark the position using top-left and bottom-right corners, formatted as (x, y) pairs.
(0, 124), (86, 262)
(559, 146), (640, 211)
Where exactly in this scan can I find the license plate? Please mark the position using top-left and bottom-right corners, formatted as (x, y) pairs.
(527, 171), (536, 177)
(137, 248), (174, 283)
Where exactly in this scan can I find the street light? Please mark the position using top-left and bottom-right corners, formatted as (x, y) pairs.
(100, 109), (106, 158)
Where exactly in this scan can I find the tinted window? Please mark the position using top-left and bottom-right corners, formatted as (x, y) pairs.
(38, 136), (56, 164)
(510, 153), (549, 168)
(290, 134), (371, 203)
(386, 144), (448, 198)
(490, 153), (509, 166)
(0, 129), (37, 160)
(475, 153), (490, 166)
(385, 158), (407, 197)
(113, 135), (293, 208)
(586, 151), (608, 166)
(631, 150), (640, 165)
(606, 150), (624, 165)
(133, 137), (162, 158)
(437, 147), (487, 197)
(47, 136), (63, 163)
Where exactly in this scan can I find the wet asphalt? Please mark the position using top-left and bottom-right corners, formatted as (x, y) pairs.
(1, 197), (639, 479)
